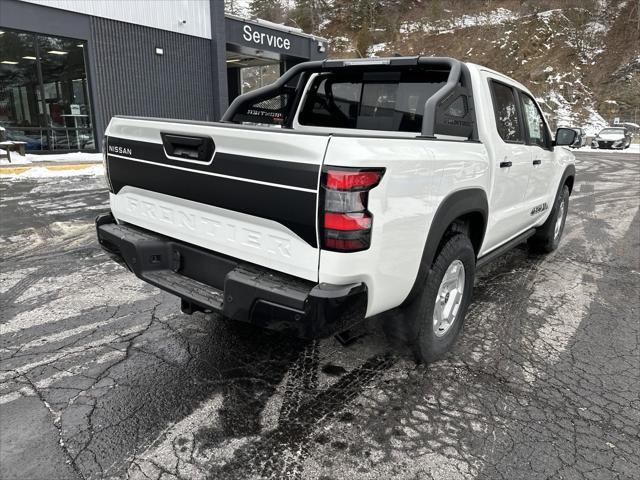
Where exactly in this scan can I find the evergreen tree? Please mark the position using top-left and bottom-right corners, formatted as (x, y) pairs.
(249, 0), (286, 24)
(224, 0), (242, 15)
(329, 0), (419, 56)
(291, 0), (328, 33)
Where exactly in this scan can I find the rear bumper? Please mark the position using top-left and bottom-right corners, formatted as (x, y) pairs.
(96, 213), (367, 339)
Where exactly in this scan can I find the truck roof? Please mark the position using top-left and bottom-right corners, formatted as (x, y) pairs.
(465, 62), (530, 92)
(321, 56), (531, 94)
(321, 55), (459, 69)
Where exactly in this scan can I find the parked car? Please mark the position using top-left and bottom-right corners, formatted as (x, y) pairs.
(591, 127), (632, 149)
(570, 128), (587, 148)
(96, 57), (576, 363)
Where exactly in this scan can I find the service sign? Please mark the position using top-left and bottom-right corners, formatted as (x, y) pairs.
(225, 17), (309, 58)
(243, 25), (291, 50)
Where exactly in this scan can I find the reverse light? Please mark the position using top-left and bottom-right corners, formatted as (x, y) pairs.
(321, 168), (384, 252)
(324, 212), (372, 231)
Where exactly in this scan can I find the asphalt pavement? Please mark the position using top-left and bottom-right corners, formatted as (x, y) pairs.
(0, 151), (638, 480)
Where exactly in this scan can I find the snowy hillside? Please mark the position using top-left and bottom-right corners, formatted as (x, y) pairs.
(228, 0), (638, 135)
(311, 0), (639, 135)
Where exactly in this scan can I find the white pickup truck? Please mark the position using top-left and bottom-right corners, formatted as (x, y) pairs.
(96, 56), (577, 362)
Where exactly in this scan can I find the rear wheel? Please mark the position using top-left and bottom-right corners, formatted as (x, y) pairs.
(394, 234), (476, 363)
(528, 185), (569, 253)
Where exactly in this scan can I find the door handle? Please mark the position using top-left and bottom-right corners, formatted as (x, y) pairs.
(533, 159), (542, 165)
(161, 133), (214, 162)
(499, 161), (512, 168)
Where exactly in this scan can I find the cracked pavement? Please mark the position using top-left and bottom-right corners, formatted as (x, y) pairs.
(0, 151), (638, 480)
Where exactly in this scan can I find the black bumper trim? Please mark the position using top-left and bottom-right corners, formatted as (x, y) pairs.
(95, 213), (367, 338)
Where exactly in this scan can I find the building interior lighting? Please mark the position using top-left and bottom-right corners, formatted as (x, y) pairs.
(1, 60), (19, 65)
(226, 58), (241, 63)
(22, 56), (37, 60)
(47, 50), (68, 55)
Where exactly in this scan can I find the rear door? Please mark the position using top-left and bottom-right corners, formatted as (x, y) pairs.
(105, 117), (330, 281)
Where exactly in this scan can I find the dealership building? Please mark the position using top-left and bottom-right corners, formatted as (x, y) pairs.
(0, 0), (327, 153)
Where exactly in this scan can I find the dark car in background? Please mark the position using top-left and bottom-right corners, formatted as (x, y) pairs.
(591, 127), (632, 149)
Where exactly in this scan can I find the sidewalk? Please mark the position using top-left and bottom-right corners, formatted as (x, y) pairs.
(0, 158), (102, 175)
(0, 152), (102, 177)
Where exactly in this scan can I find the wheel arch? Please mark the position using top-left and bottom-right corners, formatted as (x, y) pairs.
(401, 188), (488, 307)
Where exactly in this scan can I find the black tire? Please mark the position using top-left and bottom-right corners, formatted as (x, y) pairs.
(528, 185), (569, 253)
(395, 234), (476, 363)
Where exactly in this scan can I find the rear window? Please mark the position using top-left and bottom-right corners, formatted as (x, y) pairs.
(298, 70), (448, 133)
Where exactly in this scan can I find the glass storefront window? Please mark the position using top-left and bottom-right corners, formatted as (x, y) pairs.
(0, 28), (95, 152)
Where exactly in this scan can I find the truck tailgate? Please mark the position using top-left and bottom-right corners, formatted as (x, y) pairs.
(105, 117), (330, 281)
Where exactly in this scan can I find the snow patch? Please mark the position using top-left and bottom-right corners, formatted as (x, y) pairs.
(582, 107), (608, 137)
(400, 8), (518, 34)
(0, 151), (103, 166)
(369, 42), (388, 55)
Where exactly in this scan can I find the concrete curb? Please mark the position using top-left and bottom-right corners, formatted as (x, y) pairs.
(0, 163), (101, 175)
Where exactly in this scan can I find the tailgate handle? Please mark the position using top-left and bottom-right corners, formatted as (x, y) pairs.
(161, 133), (214, 162)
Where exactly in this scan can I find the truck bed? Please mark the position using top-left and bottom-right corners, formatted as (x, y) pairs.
(105, 116), (331, 281)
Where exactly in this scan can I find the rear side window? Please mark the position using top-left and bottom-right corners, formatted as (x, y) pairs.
(298, 70), (448, 133)
(490, 81), (523, 143)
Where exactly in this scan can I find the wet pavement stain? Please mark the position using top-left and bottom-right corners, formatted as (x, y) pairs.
(0, 152), (639, 480)
(321, 364), (348, 377)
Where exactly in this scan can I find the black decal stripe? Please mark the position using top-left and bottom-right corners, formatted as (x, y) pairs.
(108, 136), (319, 190)
(108, 156), (318, 247)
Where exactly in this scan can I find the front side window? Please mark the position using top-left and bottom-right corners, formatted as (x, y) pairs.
(298, 70), (448, 133)
(490, 81), (522, 143)
(520, 93), (549, 149)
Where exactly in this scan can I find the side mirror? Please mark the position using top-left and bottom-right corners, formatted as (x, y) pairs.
(555, 128), (577, 146)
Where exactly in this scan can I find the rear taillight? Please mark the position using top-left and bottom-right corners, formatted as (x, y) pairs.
(321, 167), (384, 252)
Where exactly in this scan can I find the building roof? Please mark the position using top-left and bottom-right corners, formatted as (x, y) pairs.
(225, 14), (328, 43)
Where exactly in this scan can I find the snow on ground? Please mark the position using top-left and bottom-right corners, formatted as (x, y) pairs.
(582, 107), (609, 137)
(0, 151), (103, 166)
(574, 144), (640, 154)
(368, 42), (388, 55)
(400, 7), (518, 34)
(0, 165), (104, 180)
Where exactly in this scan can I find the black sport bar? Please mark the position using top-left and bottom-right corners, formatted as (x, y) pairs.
(221, 56), (466, 138)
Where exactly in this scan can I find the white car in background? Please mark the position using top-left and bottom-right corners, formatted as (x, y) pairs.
(591, 127), (632, 150)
